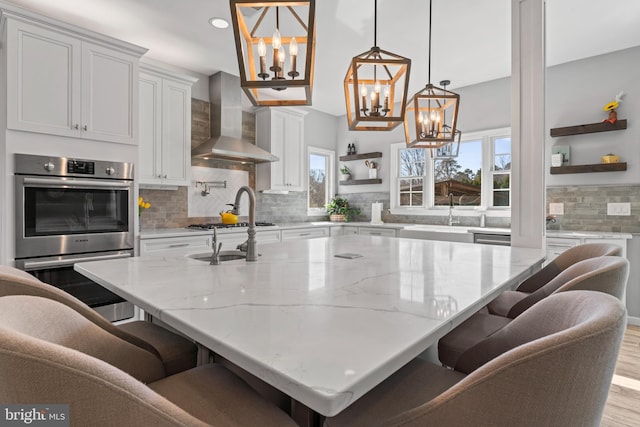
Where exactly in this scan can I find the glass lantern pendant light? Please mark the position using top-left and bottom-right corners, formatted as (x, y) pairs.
(344, 0), (411, 131)
(404, 0), (460, 148)
(230, 0), (316, 106)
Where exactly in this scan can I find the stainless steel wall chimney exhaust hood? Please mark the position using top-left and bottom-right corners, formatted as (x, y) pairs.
(192, 72), (278, 163)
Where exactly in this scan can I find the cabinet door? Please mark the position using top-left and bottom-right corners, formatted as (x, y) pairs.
(82, 42), (137, 144)
(161, 79), (191, 186)
(269, 110), (288, 190)
(283, 112), (304, 190)
(138, 73), (163, 184)
(6, 19), (81, 136)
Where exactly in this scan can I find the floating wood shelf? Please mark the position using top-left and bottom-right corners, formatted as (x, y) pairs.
(340, 179), (382, 185)
(339, 152), (382, 161)
(550, 120), (627, 137)
(550, 162), (627, 175)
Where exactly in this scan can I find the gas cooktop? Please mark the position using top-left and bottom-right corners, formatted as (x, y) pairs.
(186, 222), (276, 230)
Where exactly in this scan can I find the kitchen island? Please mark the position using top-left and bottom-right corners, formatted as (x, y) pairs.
(76, 235), (545, 418)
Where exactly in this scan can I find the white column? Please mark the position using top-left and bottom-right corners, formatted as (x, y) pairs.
(510, 0), (546, 249)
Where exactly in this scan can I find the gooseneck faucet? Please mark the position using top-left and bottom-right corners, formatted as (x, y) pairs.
(231, 186), (258, 261)
(448, 193), (460, 227)
(210, 228), (222, 265)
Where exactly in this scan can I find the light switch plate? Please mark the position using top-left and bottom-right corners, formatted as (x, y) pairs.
(607, 202), (631, 216)
(549, 203), (564, 215)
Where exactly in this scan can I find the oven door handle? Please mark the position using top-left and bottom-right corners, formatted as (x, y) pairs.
(22, 177), (132, 189)
(22, 253), (132, 270)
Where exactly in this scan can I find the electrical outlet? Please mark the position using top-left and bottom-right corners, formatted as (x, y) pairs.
(549, 203), (564, 215)
(607, 203), (631, 216)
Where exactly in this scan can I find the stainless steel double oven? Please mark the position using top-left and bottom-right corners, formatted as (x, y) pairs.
(14, 154), (135, 322)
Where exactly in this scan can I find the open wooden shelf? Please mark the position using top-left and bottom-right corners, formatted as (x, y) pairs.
(339, 152), (382, 161)
(550, 162), (627, 175)
(550, 120), (627, 137)
(340, 178), (382, 185)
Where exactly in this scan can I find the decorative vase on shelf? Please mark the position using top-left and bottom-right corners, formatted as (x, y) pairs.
(330, 214), (346, 222)
(340, 173), (351, 181)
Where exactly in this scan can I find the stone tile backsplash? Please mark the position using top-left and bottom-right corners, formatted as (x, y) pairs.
(546, 185), (640, 233)
(141, 185), (640, 231)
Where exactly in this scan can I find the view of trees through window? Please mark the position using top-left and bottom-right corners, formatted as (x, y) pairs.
(309, 153), (327, 209)
(396, 133), (510, 209)
(399, 149), (425, 206)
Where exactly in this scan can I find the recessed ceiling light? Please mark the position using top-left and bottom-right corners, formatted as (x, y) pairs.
(209, 17), (229, 29)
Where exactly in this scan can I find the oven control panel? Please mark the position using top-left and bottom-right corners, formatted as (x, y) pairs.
(67, 160), (95, 175)
(14, 154), (133, 180)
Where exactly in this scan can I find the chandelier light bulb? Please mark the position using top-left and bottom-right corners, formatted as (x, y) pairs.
(272, 29), (282, 50)
(374, 80), (381, 94)
(289, 37), (298, 56)
(258, 38), (266, 56)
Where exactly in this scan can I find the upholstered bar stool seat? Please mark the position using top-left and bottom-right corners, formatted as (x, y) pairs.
(325, 291), (626, 427)
(0, 265), (197, 376)
(437, 312), (511, 370)
(487, 242), (621, 317)
(0, 295), (296, 427)
(438, 256), (629, 368)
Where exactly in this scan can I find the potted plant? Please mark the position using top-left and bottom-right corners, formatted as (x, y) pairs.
(340, 165), (352, 181)
(326, 196), (361, 222)
(601, 153), (620, 164)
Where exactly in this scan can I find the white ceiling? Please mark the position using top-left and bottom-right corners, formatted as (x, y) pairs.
(5, 0), (640, 116)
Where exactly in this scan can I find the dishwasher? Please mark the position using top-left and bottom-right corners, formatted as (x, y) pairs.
(472, 232), (511, 246)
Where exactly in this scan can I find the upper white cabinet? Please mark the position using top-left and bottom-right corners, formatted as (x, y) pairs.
(256, 108), (308, 192)
(138, 64), (197, 186)
(4, 15), (145, 144)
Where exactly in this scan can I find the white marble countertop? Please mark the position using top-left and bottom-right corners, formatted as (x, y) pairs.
(76, 235), (544, 416)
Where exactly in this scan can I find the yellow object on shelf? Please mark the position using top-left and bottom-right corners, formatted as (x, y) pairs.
(601, 155), (620, 164)
(220, 211), (238, 224)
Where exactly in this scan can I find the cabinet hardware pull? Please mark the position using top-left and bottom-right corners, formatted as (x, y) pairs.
(83, 125), (88, 131)
(299, 233), (310, 236)
(168, 243), (190, 248)
(74, 124), (79, 129)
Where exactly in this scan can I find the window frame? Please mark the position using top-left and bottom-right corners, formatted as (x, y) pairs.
(307, 146), (335, 216)
(390, 127), (511, 217)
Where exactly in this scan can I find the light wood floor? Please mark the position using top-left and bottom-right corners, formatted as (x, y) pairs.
(601, 325), (640, 426)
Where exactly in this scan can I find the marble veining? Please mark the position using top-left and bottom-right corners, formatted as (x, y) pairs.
(76, 235), (544, 416)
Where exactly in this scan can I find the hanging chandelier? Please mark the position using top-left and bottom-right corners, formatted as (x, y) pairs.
(404, 0), (460, 148)
(344, 0), (411, 131)
(229, 0), (316, 106)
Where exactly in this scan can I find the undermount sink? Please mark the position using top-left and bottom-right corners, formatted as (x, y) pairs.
(186, 251), (247, 262)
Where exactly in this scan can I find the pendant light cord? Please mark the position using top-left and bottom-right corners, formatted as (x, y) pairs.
(373, 0), (377, 47)
(427, 0), (432, 84)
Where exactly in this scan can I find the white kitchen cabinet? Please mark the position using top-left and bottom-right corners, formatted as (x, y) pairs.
(546, 236), (628, 262)
(357, 227), (397, 237)
(139, 65), (196, 186)
(281, 227), (329, 241)
(5, 17), (143, 144)
(256, 108), (308, 192)
(140, 235), (211, 257)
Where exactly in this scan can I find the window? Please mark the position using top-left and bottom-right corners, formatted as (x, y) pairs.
(307, 147), (335, 215)
(391, 128), (511, 213)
